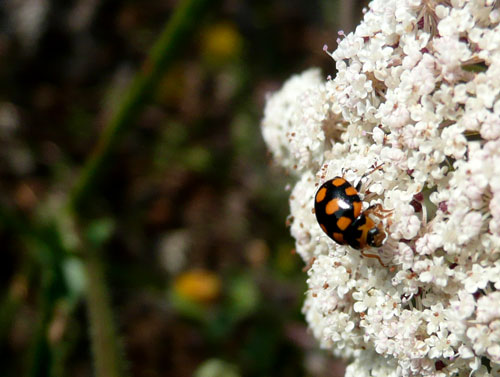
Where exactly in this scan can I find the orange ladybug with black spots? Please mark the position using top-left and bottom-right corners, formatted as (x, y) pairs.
(314, 176), (389, 266)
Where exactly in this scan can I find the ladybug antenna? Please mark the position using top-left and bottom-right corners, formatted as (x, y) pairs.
(355, 163), (385, 191)
(362, 163), (384, 178)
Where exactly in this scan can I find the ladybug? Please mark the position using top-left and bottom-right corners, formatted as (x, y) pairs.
(314, 174), (391, 266)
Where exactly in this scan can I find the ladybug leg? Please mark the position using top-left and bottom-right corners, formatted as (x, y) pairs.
(365, 203), (393, 219)
(302, 256), (316, 272)
(360, 250), (386, 267)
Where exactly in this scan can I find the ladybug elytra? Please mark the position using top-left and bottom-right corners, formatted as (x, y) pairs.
(314, 174), (390, 266)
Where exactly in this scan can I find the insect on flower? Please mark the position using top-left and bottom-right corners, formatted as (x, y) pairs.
(314, 166), (392, 266)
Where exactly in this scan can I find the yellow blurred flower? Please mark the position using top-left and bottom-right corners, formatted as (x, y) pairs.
(174, 269), (221, 304)
(202, 22), (243, 64)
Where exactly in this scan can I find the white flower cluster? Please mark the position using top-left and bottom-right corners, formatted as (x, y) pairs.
(261, 0), (500, 376)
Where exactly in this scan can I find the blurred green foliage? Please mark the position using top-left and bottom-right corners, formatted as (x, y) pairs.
(0, 0), (361, 376)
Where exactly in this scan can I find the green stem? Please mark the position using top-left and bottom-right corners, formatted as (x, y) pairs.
(67, 1), (216, 377)
(68, 0), (213, 213)
(26, 227), (67, 377)
(0, 206), (65, 377)
(27, 267), (56, 377)
(85, 249), (125, 377)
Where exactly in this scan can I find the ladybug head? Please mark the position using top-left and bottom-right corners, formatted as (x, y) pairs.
(367, 223), (386, 248)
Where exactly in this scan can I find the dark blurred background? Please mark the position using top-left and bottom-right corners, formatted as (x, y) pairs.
(0, 1), (364, 376)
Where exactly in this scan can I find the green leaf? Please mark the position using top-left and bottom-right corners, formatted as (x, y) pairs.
(168, 289), (210, 321)
(62, 257), (86, 304)
(194, 359), (241, 377)
(226, 273), (259, 320)
(85, 218), (115, 247)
